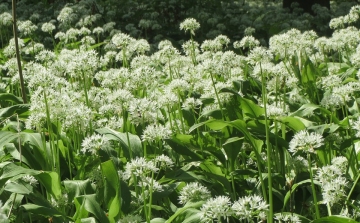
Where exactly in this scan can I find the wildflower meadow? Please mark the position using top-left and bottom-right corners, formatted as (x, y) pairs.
(1, 0), (360, 222)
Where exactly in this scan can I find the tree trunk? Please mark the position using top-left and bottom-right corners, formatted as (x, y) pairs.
(283, 0), (330, 15)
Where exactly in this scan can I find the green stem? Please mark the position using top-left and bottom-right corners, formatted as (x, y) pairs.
(82, 72), (93, 134)
(209, 71), (225, 119)
(308, 154), (320, 219)
(261, 63), (273, 223)
(148, 171), (155, 222)
(12, 0), (27, 104)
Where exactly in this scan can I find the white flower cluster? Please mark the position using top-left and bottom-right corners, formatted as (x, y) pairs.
(117, 214), (142, 223)
(274, 213), (301, 223)
(180, 18), (200, 36)
(81, 134), (111, 155)
(178, 182), (211, 204)
(199, 194), (268, 222)
(315, 156), (348, 207)
(289, 130), (324, 154)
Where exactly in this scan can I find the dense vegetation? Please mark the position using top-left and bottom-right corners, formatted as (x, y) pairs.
(1, 0), (360, 222)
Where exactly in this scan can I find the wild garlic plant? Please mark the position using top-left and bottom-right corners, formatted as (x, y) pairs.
(3, 1), (360, 223)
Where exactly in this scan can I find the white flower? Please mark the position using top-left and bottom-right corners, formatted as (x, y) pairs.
(274, 213), (301, 223)
(41, 22), (55, 33)
(200, 196), (232, 222)
(123, 157), (158, 179)
(18, 20), (37, 36)
(138, 177), (163, 192)
(141, 124), (172, 143)
(180, 18), (200, 36)
(234, 36), (260, 50)
(57, 7), (75, 24)
(178, 182), (211, 204)
(289, 130), (324, 154)
(182, 97), (202, 109)
(232, 195), (268, 222)
(111, 33), (136, 49)
(81, 134), (111, 155)
(93, 27), (104, 35)
(21, 175), (38, 186)
(118, 214), (142, 223)
(154, 155), (174, 169)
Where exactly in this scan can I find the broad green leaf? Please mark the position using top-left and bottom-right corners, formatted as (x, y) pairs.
(283, 179), (311, 210)
(96, 127), (143, 158)
(74, 194), (110, 223)
(223, 137), (243, 172)
(0, 162), (38, 181)
(0, 131), (18, 151)
(165, 201), (204, 223)
(189, 119), (228, 133)
(0, 104), (30, 119)
(36, 171), (62, 199)
(279, 117), (306, 132)
(21, 132), (50, 170)
(4, 180), (33, 194)
(165, 137), (201, 160)
(310, 216), (358, 223)
(182, 210), (202, 223)
(21, 204), (68, 218)
(0, 93), (23, 104)
(198, 108), (222, 120)
(239, 97), (264, 119)
(63, 179), (94, 202)
(101, 160), (122, 221)
(289, 103), (339, 124)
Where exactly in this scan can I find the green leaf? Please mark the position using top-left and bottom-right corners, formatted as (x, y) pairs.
(74, 194), (110, 223)
(4, 180), (33, 194)
(0, 104), (30, 119)
(165, 137), (201, 160)
(189, 119), (228, 133)
(21, 204), (68, 218)
(279, 117), (306, 132)
(0, 93), (23, 104)
(101, 160), (122, 221)
(289, 103), (339, 124)
(165, 201), (204, 223)
(0, 131), (18, 151)
(63, 180), (94, 202)
(0, 162), (38, 181)
(239, 97), (264, 119)
(310, 216), (359, 223)
(283, 179), (311, 210)
(96, 127), (143, 159)
(21, 132), (50, 170)
(36, 171), (62, 199)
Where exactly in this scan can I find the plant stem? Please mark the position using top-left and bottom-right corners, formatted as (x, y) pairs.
(12, 0), (27, 103)
(308, 154), (320, 219)
(261, 63), (273, 223)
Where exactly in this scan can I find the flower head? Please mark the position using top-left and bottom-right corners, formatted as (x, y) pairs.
(178, 182), (211, 204)
(289, 130), (324, 154)
(81, 134), (111, 155)
(118, 214), (142, 223)
(180, 18), (200, 36)
(231, 195), (268, 222)
(200, 196), (232, 222)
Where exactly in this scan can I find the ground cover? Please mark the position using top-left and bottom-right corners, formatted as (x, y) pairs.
(1, 0), (360, 222)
